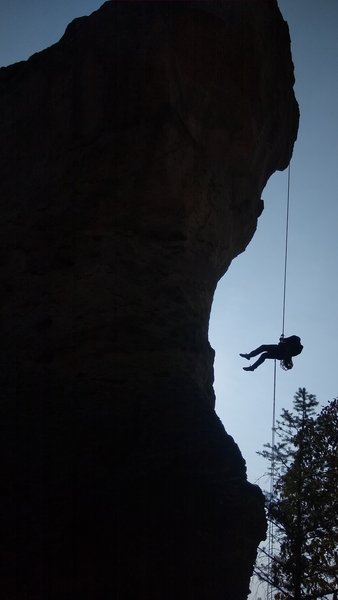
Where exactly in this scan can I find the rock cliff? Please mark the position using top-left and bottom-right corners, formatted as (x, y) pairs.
(0, 1), (298, 598)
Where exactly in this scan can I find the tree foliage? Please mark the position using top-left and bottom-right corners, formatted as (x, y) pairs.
(256, 388), (338, 600)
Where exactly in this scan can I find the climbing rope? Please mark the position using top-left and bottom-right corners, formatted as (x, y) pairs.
(281, 164), (291, 338)
(267, 359), (277, 600)
(280, 163), (292, 369)
(268, 164), (292, 599)
(270, 360), (277, 495)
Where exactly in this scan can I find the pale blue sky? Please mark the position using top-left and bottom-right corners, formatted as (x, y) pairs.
(1, 0), (337, 491)
(212, 0), (338, 494)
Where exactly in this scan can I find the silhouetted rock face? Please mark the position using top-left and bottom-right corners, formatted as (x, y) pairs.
(0, 1), (298, 598)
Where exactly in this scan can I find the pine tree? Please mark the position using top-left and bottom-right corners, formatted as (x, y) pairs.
(255, 388), (338, 600)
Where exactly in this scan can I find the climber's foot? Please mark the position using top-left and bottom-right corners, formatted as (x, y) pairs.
(243, 366), (255, 372)
(240, 353), (250, 360)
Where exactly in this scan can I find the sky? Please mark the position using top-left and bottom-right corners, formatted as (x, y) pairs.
(211, 0), (338, 489)
(1, 0), (337, 592)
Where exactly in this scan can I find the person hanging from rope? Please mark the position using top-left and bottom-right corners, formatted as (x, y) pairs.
(240, 335), (303, 371)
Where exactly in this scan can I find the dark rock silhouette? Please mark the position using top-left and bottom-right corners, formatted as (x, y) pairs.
(0, 1), (298, 598)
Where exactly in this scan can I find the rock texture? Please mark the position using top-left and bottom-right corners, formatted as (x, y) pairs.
(0, 2), (298, 598)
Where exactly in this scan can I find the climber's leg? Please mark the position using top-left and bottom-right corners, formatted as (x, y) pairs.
(247, 344), (276, 358)
(243, 352), (271, 371)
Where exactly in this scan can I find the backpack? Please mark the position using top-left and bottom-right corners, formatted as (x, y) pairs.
(284, 335), (303, 356)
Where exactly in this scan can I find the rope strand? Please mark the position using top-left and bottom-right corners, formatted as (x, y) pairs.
(268, 165), (291, 598)
(281, 164), (291, 337)
(268, 360), (277, 600)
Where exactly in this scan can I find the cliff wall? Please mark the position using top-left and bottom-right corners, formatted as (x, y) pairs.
(0, 2), (298, 598)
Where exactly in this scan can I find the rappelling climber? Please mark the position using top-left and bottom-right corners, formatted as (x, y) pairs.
(240, 335), (303, 371)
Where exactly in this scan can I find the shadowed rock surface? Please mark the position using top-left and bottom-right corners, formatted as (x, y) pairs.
(0, 1), (298, 598)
